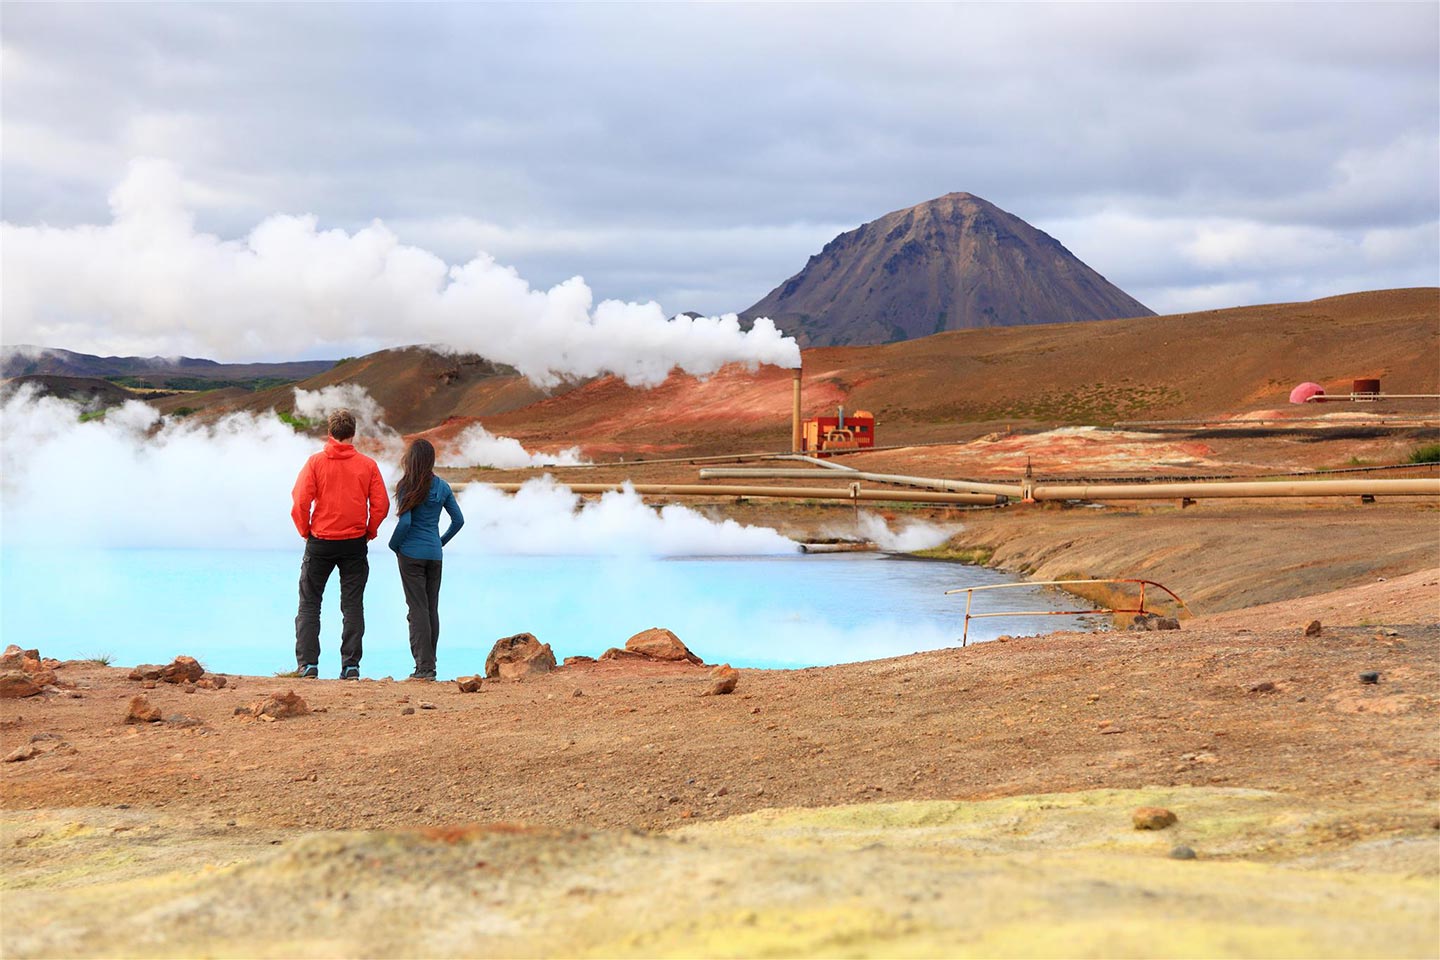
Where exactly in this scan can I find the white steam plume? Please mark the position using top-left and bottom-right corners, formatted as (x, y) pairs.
(850, 512), (958, 552)
(0, 386), (794, 556)
(2, 160), (801, 387)
(440, 424), (588, 469)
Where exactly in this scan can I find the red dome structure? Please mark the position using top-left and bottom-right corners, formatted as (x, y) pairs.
(1289, 382), (1325, 404)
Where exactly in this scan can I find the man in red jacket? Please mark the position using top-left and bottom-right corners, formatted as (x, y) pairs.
(290, 409), (390, 679)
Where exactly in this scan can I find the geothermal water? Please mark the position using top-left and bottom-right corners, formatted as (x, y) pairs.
(0, 387), (1093, 677)
(0, 549), (1092, 676)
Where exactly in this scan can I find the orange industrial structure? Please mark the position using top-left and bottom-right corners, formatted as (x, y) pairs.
(801, 407), (876, 454)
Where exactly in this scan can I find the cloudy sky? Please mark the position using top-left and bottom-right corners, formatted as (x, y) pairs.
(2, 2), (1436, 361)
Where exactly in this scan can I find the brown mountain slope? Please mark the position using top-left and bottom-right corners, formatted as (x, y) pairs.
(474, 288), (1438, 456)
(742, 192), (1154, 346)
(157, 347), (579, 434)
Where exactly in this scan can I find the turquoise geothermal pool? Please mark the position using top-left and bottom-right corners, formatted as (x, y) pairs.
(0, 550), (1094, 678)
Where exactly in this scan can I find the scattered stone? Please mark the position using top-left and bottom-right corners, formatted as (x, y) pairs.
(141, 680), (157, 690)
(455, 676), (483, 693)
(165, 715), (206, 728)
(4, 744), (41, 762)
(251, 691), (311, 720)
(196, 675), (228, 690)
(1359, 672), (1380, 685)
(598, 647), (647, 662)
(624, 627), (703, 664)
(563, 655), (597, 666)
(419, 701), (436, 710)
(161, 656), (205, 684)
(232, 706), (249, 716)
(1133, 807), (1178, 830)
(0, 672), (42, 699)
(702, 663), (739, 697)
(1129, 613), (1180, 632)
(128, 665), (165, 681)
(125, 695), (163, 724)
(1248, 681), (1276, 693)
(572, 688), (584, 698)
(1377, 628), (1400, 637)
(28, 732), (62, 743)
(1169, 845), (1197, 860)
(401, 706), (416, 715)
(1304, 620), (1322, 637)
(484, 633), (557, 679)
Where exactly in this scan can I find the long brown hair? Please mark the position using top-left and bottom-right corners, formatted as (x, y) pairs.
(396, 439), (437, 515)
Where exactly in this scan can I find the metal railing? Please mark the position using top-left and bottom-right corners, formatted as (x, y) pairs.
(944, 578), (1194, 646)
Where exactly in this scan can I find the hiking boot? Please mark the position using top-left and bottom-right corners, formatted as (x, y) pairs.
(299, 664), (319, 679)
(340, 666), (360, 680)
(406, 671), (436, 682)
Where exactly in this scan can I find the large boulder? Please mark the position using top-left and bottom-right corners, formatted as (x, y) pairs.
(484, 633), (557, 679)
(623, 627), (702, 664)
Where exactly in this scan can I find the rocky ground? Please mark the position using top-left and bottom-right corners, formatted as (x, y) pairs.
(2, 479), (1438, 956)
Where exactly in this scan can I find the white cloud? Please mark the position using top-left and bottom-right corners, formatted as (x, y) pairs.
(1, 160), (801, 382)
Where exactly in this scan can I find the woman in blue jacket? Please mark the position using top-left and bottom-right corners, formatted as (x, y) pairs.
(388, 438), (464, 680)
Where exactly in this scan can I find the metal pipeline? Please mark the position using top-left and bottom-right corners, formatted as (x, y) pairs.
(700, 466), (1025, 498)
(1029, 478), (1440, 500)
(699, 467), (1440, 501)
(471, 481), (1002, 506)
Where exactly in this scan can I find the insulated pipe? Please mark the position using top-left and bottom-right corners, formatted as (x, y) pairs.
(791, 367), (803, 453)
(1028, 478), (1440, 500)
(700, 466), (1025, 498)
(473, 481), (1002, 506)
(699, 467), (1440, 501)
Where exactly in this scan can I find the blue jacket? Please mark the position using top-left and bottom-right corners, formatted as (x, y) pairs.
(388, 476), (464, 561)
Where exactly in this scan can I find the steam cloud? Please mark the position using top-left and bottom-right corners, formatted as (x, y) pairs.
(2, 159), (801, 386)
(0, 385), (795, 555)
(441, 425), (588, 469)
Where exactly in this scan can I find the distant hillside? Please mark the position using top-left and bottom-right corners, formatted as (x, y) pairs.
(153, 347), (576, 435)
(1, 346), (334, 390)
(475, 288), (1438, 456)
(742, 192), (1154, 346)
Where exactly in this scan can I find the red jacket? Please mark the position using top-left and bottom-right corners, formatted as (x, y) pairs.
(291, 439), (390, 541)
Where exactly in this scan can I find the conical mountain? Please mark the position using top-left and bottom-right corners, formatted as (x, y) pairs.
(742, 193), (1154, 346)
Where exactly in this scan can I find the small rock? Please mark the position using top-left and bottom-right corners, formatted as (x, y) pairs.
(165, 715), (206, 728)
(1359, 672), (1380, 685)
(401, 706), (416, 715)
(141, 681), (157, 690)
(196, 676), (228, 690)
(129, 665), (165, 681)
(28, 732), (62, 743)
(624, 627), (703, 664)
(455, 676), (483, 693)
(485, 633), (557, 679)
(572, 688), (584, 698)
(125, 695), (163, 724)
(159, 656), (205, 684)
(1133, 807), (1178, 830)
(1377, 628), (1400, 638)
(4, 744), (40, 762)
(563, 655), (597, 666)
(418, 701), (436, 710)
(1169, 845), (1197, 860)
(1304, 619), (1322, 636)
(251, 690), (310, 720)
(232, 706), (249, 716)
(702, 664), (739, 697)
(1248, 681), (1276, 693)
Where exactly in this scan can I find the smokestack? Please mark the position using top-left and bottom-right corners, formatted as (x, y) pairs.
(791, 366), (803, 453)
